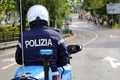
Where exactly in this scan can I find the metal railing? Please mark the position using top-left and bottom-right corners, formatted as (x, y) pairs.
(0, 32), (19, 43)
(0, 32), (19, 49)
(0, 41), (18, 49)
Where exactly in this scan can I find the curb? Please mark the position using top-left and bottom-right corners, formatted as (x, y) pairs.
(92, 24), (120, 33)
(109, 28), (120, 33)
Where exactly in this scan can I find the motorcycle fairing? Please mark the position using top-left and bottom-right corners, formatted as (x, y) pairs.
(14, 64), (72, 80)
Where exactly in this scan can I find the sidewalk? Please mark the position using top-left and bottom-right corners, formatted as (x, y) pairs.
(0, 47), (16, 57)
(93, 23), (120, 33)
(109, 27), (120, 33)
(0, 41), (18, 56)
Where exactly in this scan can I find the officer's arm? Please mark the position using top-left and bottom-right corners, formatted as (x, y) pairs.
(15, 38), (22, 65)
(57, 36), (69, 67)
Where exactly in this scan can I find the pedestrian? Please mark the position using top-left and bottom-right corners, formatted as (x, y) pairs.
(93, 17), (97, 25)
(15, 5), (69, 80)
(109, 19), (113, 29)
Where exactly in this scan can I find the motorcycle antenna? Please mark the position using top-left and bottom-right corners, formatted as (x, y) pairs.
(20, 0), (25, 75)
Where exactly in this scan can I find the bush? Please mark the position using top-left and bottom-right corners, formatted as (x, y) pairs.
(0, 26), (20, 32)
(115, 23), (120, 28)
(0, 26), (8, 32)
(103, 21), (108, 26)
(8, 26), (19, 31)
(0, 31), (20, 43)
(0, 25), (20, 42)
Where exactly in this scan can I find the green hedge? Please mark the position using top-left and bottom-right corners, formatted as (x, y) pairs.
(0, 26), (20, 32)
(0, 31), (20, 43)
(0, 26), (20, 43)
(115, 23), (120, 28)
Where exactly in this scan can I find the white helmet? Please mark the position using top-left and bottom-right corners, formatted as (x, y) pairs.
(27, 5), (49, 25)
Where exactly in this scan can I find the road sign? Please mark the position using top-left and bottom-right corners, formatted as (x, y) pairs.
(107, 3), (120, 14)
(116, 3), (120, 14)
(107, 4), (116, 14)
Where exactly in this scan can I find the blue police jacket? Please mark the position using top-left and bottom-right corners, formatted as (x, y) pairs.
(15, 25), (69, 72)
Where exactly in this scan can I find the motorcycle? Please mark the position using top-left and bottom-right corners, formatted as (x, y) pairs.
(12, 45), (83, 80)
(12, 1), (83, 80)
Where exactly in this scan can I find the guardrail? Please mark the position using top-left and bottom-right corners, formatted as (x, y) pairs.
(0, 31), (19, 49)
(0, 32), (19, 43)
(0, 41), (18, 49)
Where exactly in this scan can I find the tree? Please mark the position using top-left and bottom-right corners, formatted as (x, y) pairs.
(0, 0), (17, 24)
(15, 0), (70, 30)
(45, 0), (70, 28)
(81, 0), (107, 16)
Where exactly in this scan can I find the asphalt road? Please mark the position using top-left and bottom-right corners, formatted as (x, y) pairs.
(1, 14), (120, 80)
(67, 14), (120, 80)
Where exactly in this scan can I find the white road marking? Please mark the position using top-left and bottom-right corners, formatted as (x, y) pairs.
(2, 57), (16, 70)
(110, 35), (120, 38)
(103, 56), (120, 68)
(83, 31), (98, 46)
(2, 62), (16, 70)
(70, 25), (98, 46)
(3, 58), (15, 62)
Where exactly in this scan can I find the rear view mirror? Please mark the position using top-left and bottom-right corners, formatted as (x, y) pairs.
(67, 45), (83, 54)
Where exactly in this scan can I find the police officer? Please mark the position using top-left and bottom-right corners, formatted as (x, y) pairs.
(15, 5), (69, 80)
